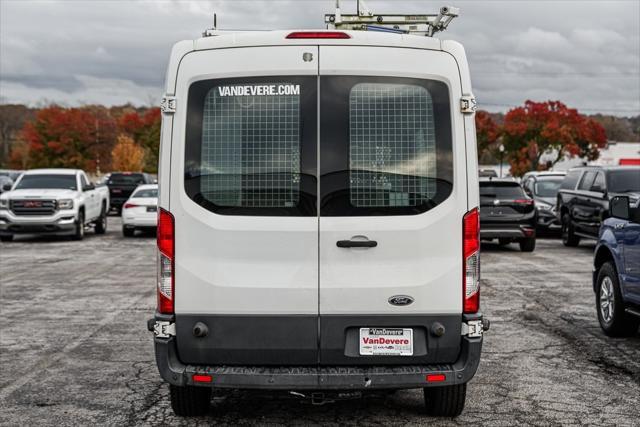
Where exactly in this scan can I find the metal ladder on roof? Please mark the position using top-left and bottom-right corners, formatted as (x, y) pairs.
(325, 0), (459, 37)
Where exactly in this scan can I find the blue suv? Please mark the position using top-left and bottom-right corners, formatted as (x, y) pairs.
(593, 196), (640, 336)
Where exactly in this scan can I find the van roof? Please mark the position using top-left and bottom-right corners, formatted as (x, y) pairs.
(190, 30), (444, 52)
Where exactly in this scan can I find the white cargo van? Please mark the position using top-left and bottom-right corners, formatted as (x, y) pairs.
(150, 8), (485, 417)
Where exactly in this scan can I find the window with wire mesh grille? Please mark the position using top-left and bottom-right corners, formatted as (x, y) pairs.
(349, 83), (436, 207)
(200, 84), (301, 208)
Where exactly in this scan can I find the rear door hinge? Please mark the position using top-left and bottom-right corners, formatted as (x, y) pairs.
(161, 95), (177, 114)
(460, 95), (477, 114)
(153, 321), (176, 338)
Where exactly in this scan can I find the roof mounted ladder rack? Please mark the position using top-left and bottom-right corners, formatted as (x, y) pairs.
(325, 0), (459, 37)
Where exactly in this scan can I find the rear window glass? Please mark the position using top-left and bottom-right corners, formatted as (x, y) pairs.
(349, 83), (435, 207)
(133, 188), (158, 198)
(480, 183), (525, 198)
(184, 77), (317, 216)
(109, 174), (145, 185)
(319, 76), (452, 216)
(608, 169), (640, 192)
(561, 170), (582, 189)
(578, 171), (596, 191)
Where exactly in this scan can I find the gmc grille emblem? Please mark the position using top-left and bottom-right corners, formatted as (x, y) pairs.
(24, 201), (42, 208)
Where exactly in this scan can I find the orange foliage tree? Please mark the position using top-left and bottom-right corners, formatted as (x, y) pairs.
(475, 111), (501, 163)
(118, 108), (161, 172)
(111, 134), (145, 172)
(19, 106), (116, 173)
(502, 100), (606, 177)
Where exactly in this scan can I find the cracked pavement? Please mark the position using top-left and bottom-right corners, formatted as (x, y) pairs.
(1, 218), (638, 426)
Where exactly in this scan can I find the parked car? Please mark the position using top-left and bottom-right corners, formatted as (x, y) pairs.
(149, 25), (487, 418)
(557, 166), (640, 247)
(479, 178), (536, 251)
(0, 176), (13, 194)
(122, 184), (158, 237)
(107, 172), (154, 214)
(522, 171), (566, 232)
(593, 196), (640, 336)
(0, 169), (23, 182)
(0, 168), (110, 241)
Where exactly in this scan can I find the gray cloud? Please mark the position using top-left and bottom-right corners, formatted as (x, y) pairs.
(0, 0), (638, 115)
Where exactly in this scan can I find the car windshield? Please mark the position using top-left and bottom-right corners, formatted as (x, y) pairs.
(108, 174), (145, 185)
(608, 169), (640, 193)
(132, 188), (158, 198)
(534, 178), (564, 197)
(480, 184), (525, 199)
(14, 174), (77, 190)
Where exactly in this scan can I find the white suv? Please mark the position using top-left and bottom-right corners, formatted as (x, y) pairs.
(150, 28), (485, 417)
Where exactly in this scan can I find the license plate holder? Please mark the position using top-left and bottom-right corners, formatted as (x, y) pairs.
(147, 206), (157, 212)
(359, 328), (413, 356)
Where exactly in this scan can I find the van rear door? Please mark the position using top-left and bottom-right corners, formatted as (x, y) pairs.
(318, 46), (468, 365)
(171, 46), (319, 365)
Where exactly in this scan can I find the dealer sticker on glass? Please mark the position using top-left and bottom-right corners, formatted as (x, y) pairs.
(359, 328), (413, 356)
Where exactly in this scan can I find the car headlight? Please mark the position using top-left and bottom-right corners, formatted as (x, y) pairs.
(536, 203), (552, 211)
(0, 199), (7, 209)
(57, 199), (74, 210)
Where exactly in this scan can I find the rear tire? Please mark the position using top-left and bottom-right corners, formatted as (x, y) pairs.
(0, 235), (13, 242)
(72, 211), (85, 241)
(122, 226), (135, 237)
(596, 262), (640, 337)
(519, 237), (536, 252)
(498, 238), (510, 246)
(562, 214), (580, 247)
(424, 383), (466, 417)
(170, 385), (211, 417)
(94, 204), (107, 234)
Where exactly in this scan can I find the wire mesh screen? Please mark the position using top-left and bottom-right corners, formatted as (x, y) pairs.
(349, 83), (436, 207)
(200, 84), (301, 207)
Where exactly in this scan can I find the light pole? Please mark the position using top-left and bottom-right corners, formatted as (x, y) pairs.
(498, 144), (505, 178)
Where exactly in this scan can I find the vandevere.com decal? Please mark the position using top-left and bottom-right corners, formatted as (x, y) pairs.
(218, 84), (301, 97)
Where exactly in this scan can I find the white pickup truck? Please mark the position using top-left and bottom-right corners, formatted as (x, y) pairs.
(0, 168), (109, 241)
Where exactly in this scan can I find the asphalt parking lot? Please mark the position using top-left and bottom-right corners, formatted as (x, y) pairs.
(1, 217), (639, 426)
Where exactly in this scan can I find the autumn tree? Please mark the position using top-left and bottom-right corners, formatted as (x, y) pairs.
(118, 108), (161, 172)
(502, 101), (607, 177)
(19, 106), (117, 172)
(475, 110), (501, 164)
(0, 104), (36, 167)
(111, 134), (145, 172)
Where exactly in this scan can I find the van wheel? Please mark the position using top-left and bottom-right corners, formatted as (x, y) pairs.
(519, 237), (536, 252)
(596, 262), (640, 337)
(72, 211), (85, 241)
(122, 226), (135, 237)
(0, 235), (13, 242)
(170, 385), (211, 416)
(561, 214), (580, 247)
(424, 383), (466, 417)
(94, 204), (107, 234)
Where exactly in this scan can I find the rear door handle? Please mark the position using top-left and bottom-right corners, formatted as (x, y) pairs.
(337, 240), (377, 248)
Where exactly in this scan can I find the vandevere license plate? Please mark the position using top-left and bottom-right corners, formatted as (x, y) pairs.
(359, 328), (413, 356)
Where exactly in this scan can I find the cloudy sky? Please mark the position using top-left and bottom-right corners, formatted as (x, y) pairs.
(1, 0), (639, 115)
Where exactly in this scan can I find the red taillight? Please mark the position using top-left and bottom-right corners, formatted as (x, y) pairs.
(513, 199), (534, 205)
(157, 208), (174, 314)
(463, 208), (480, 314)
(426, 374), (446, 383)
(192, 374), (212, 383)
(123, 202), (138, 209)
(286, 31), (350, 39)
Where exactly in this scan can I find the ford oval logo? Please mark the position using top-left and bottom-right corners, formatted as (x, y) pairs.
(388, 295), (414, 306)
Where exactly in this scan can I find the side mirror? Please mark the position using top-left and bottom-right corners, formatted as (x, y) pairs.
(2, 183), (12, 192)
(610, 196), (630, 220)
(83, 183), (95, 192)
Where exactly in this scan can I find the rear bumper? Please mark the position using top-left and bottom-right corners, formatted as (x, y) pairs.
(152, 314), (484, 390)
